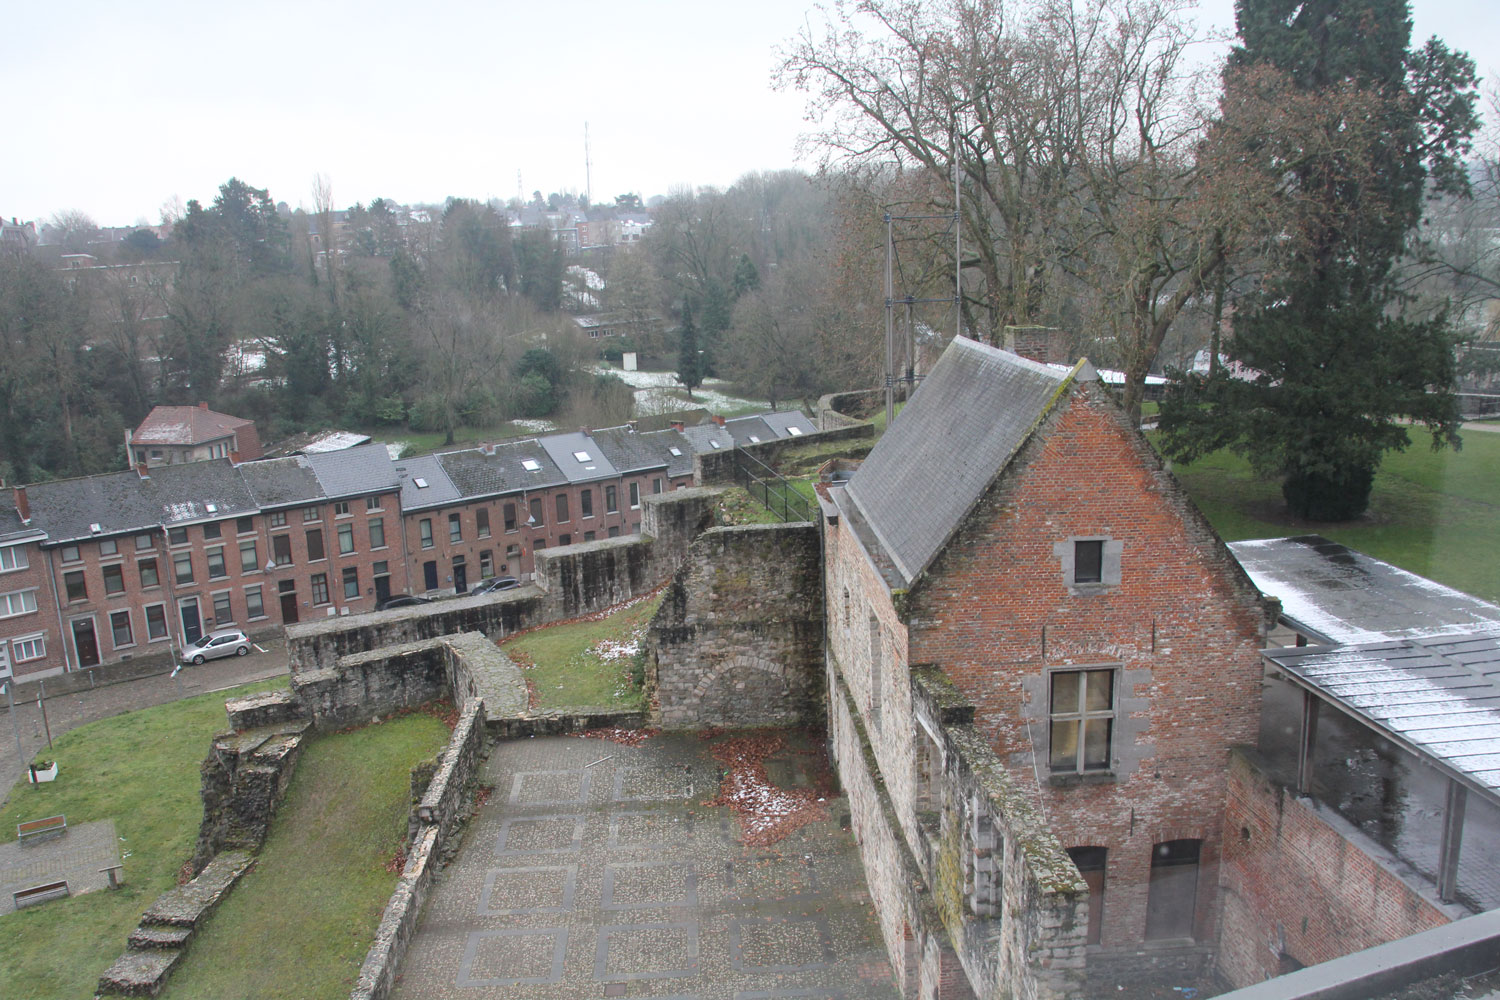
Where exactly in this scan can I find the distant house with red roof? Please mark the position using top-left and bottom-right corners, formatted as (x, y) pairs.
(127, 403), (262, 468)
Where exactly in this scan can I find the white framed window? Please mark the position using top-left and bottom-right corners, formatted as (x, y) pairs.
(109, 609), (134, 649)
(145, 603), (169, 641)
(12, 633), (46, 661)
(1049, 668), (1116, 774)
(334, 501), (351, 517)
(245, 585), (265, 620)
(1, 589), (39, 618)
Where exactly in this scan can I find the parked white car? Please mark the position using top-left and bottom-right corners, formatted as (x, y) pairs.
(183, 629), (252, 664)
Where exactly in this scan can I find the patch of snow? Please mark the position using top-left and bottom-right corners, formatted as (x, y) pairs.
(510, 419), (556, 433)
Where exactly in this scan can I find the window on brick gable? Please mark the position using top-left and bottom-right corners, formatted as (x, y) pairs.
(1074, 540), (1103, 583)
(1049, 668), (1115, 774)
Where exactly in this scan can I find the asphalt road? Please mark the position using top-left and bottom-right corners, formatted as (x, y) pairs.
(0, 636), (290, 804)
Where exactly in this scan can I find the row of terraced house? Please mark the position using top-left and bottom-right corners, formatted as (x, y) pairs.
(0, 411), (815, 682)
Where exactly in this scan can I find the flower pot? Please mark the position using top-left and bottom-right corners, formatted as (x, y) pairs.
(28, 761), (58, 783)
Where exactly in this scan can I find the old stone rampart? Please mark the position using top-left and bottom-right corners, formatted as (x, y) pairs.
(1216, 747), (1460, 988)
(829, 655), (1089, 1000)
(693, 424), (876, 485)
(353, 695), (488, 1000)
(284, 489), (720, 676)
(909, 669), (1089, 1000)
(647, 522), (825, 729)
(190, 720), (311, 872)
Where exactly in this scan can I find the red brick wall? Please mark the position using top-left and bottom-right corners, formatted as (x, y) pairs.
(1216, 749), (1452, 988)
(903, 384), (1270, 949)
(0, 537), (66, 677)
(403, 475), (670, 589)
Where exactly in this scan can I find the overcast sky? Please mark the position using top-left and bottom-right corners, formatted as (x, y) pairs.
(6, 0), (1497, 226)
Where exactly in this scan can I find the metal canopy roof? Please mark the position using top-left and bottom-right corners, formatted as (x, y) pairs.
(1229, 535), (1500, 645)
(1265, 631), (1500, 798)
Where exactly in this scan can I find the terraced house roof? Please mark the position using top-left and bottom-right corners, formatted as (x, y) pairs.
(22, 460), (259, 543)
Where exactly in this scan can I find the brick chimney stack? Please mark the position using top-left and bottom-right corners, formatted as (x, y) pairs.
(198, 400), (209, 410)
(712, 415), (726, 427)
(13, 486), (29, 524)
(670, 421), (685, 432)
(136, 462), (150, 479)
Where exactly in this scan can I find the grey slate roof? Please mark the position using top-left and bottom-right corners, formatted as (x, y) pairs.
(438, 440), (567, 499)
(238, 456), (324, 508)
(681, 423), (732, 455)
(761, 410), (816, 438)
(589, 426), (670, 475)
(1229, 536), (1500, 645)
(24, 460), (258, 543)
(0, 505), (42, 543)
(844, 336), (1082, 588)
(539, 431), (619, 483)
(1265, 632), (1500, 798)
(724, 416), (776, 446)
(644, 430), (695, 479)
(396, 455), (462, 511)
(305, 443), (398, 498)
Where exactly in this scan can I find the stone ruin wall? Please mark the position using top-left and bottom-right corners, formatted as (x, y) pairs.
(646, 522), (826, 729)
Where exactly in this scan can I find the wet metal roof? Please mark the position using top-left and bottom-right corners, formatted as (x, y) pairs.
(1265, 632), (1500, 798)
(1229, 536), (1500, 644)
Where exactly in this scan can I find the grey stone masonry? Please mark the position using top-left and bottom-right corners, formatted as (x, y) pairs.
(284, 488), (722, 677)
(647, 522), (826, 729)
(97, 851), (255, 997)
(191, 722), (310, 872)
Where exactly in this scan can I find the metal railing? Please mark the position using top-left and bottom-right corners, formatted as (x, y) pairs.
(735, 449), (814, 522)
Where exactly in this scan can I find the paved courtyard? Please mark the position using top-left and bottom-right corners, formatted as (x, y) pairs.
(0, 818), (121, 915)
(393, 732), (897, 1000)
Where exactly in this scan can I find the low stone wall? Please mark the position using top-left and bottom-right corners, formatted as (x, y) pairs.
(819, 388), (885, 426)
(693, 424), (877, 485)
(1216, 747), (1460, 989)
(285, 489), (721, 676)
(353, 696), (489, 1000)
(190, 721), (311, 873)
(908, 669), (1089, 1000)
(647, 523), (825, 729)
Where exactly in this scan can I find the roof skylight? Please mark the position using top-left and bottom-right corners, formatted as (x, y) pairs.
(521, 459), (541, 472)
(414, 477), (429, 489)
(668, 447), (682, 457)
(573, 451), (592, 462)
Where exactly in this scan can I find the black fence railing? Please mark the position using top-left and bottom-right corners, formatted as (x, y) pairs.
(735, 449), (814, 522)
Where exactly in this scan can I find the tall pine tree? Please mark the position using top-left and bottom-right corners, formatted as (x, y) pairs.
(676, 303), (705, 398)
(1160, 0), (1478, 520)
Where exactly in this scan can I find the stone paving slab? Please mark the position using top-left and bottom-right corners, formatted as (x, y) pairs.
(0, 818), (121, 915)
(392, 733), (897, 1000)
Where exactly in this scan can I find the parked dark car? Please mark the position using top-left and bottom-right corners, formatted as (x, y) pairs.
(376, 594), (434, 611)
(470, 576), (521, 595)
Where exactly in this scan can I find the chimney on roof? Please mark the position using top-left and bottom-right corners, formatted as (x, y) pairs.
(136, 462), (150, 479)
(229, 450), (241, 465)
(670, 421), (685, 433)
(712, 415), (726, 427)
(198, 401), (209, 410)
(14, 486), (29, 524)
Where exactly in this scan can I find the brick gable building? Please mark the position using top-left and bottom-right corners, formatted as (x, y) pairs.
(821, 337), (1275, 995)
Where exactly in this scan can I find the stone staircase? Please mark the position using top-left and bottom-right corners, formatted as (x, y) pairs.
(95, 851), (254, 996)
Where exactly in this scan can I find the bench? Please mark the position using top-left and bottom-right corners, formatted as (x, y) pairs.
(16, 815), (67, 846)
(100, 864), (125, 889)
(13, 880), (69, 908)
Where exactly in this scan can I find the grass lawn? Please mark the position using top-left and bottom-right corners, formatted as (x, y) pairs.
(502, 593), (663, 709)
(1164, 430), (1500, 602)
(0, 677), (286, 1000)
(159, 710), (450, 1000)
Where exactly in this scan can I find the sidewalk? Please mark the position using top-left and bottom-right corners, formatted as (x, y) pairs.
(0, 638), (290, 805)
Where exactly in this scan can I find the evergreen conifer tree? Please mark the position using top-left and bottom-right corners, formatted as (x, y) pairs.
(1159, 0), (1478, 520)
